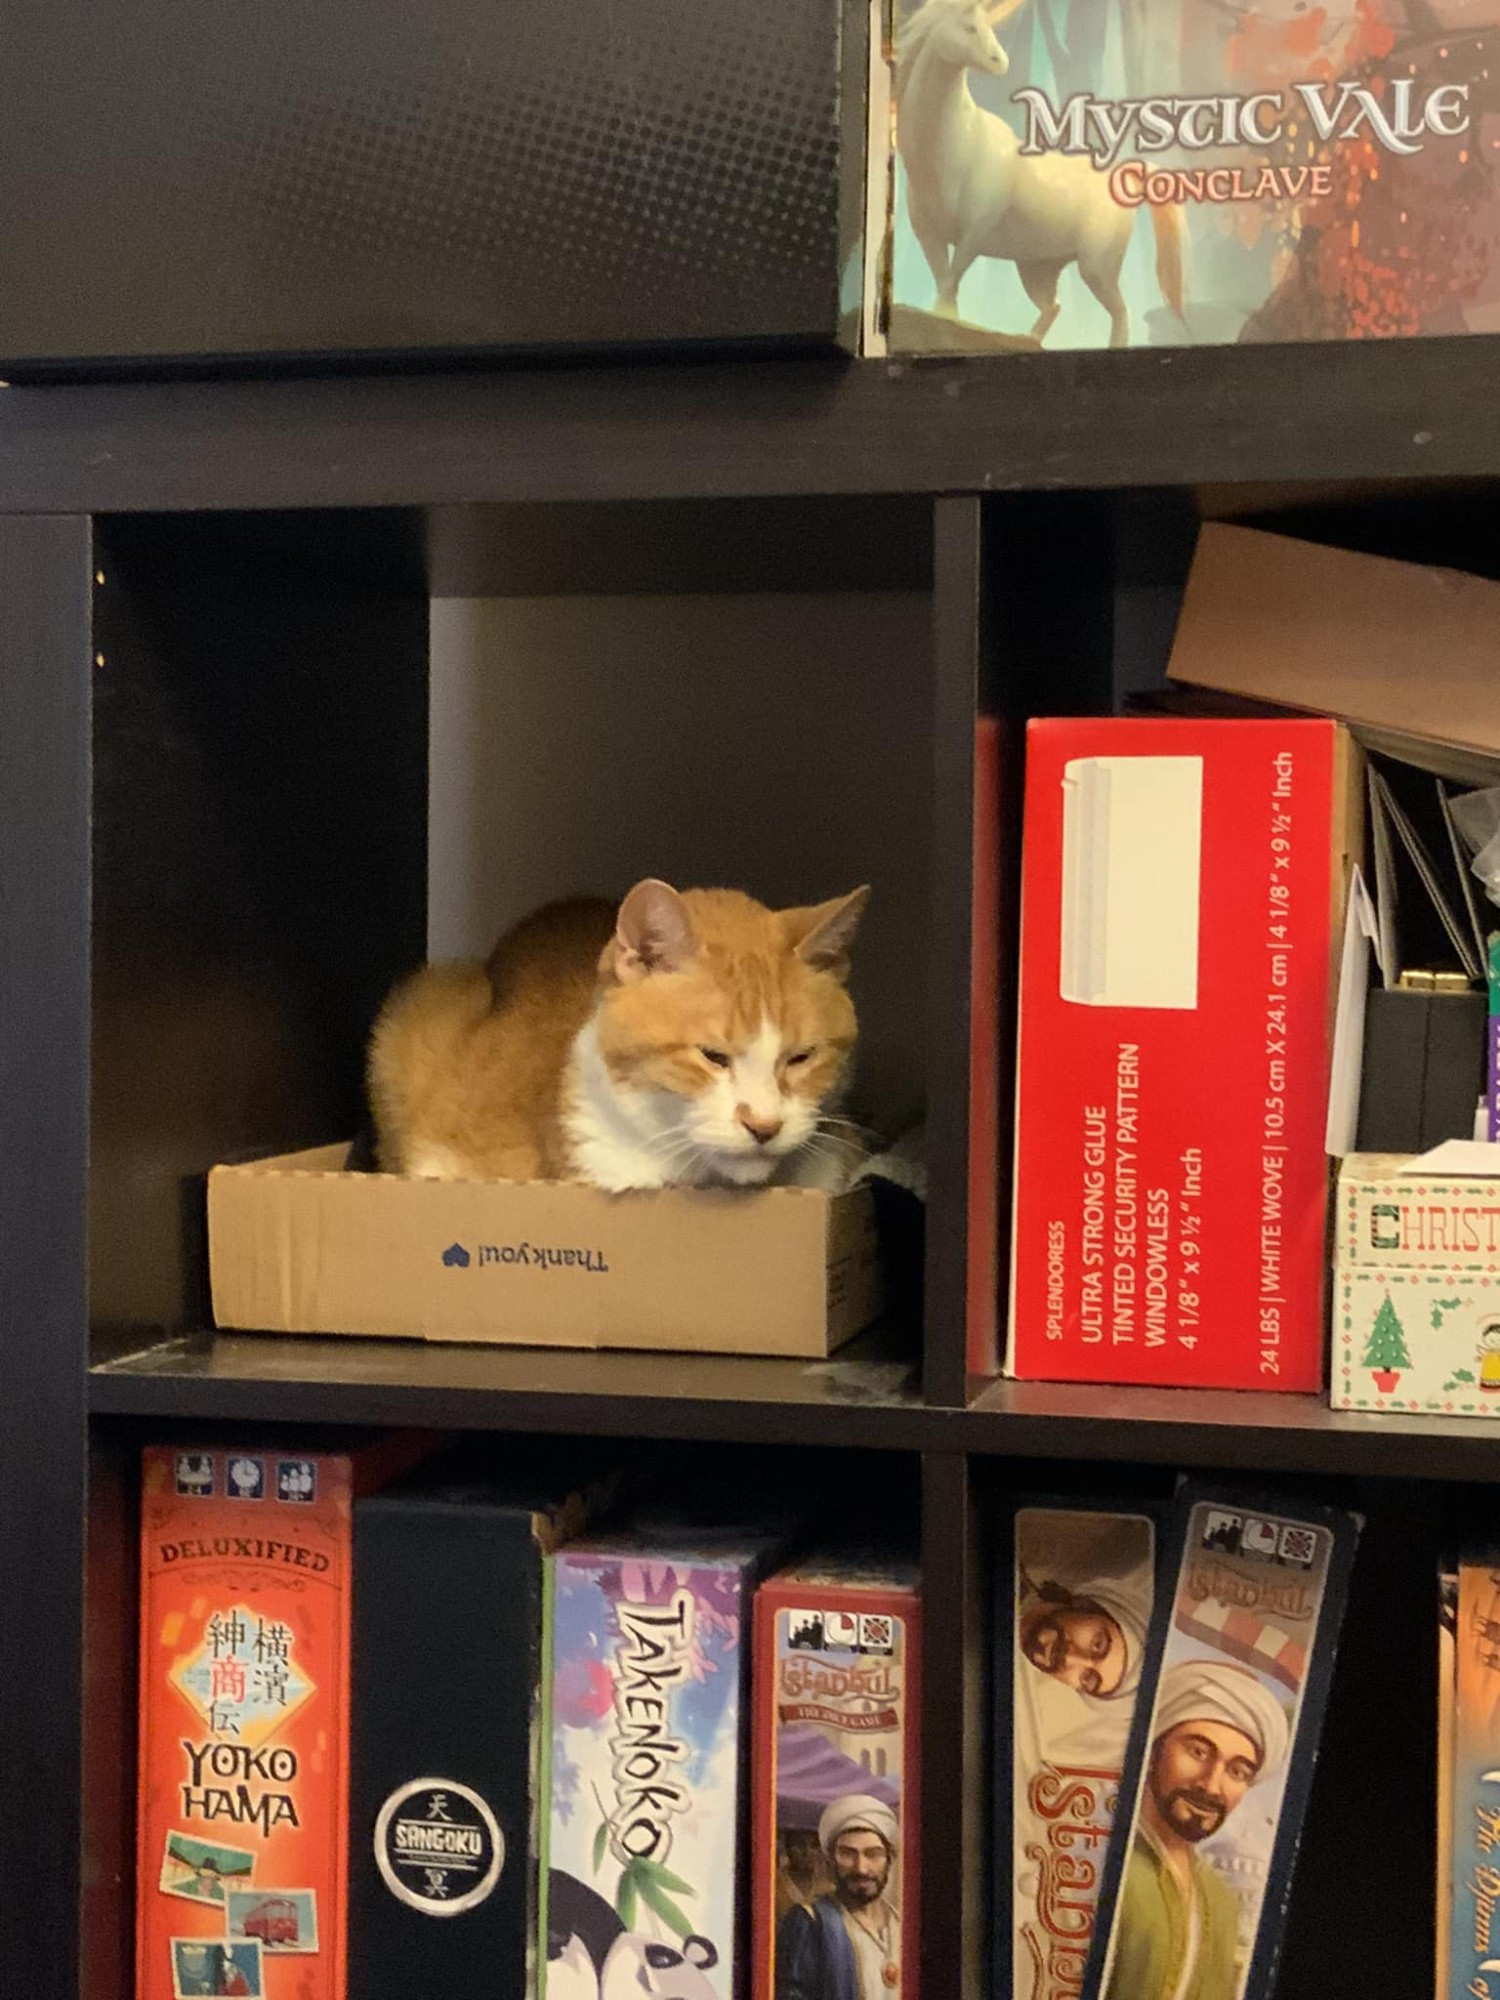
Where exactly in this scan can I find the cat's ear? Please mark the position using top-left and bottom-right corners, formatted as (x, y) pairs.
(610, 879), (698, 983)
(785, 886), (870, 979)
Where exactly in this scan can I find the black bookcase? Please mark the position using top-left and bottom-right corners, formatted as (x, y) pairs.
(4, 342), (1500, 2000)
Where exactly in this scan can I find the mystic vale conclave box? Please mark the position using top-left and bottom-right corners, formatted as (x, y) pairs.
(872, 0), (1500, 354)
(751, 1558), (921, 2000)
(136, 1442), (420, 2000)
(1009, 718), (1358, 1391)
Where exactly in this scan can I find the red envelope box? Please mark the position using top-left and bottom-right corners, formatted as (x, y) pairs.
(1007, 717), (1358, 1390)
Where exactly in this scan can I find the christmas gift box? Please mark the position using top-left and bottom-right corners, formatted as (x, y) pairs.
(1334, 1152), (1500, 1415)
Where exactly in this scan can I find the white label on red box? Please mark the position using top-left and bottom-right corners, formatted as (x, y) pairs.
(1060, 754), (1203, 1008)
(1009, 717), (1343, 1391)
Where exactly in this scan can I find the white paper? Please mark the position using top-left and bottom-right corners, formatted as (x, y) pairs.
(1326, 867), (1380, 1156)
(1396, 1139), (1500, 1177)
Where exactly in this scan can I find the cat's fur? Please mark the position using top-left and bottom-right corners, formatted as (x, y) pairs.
(367, 879), (869, 1193)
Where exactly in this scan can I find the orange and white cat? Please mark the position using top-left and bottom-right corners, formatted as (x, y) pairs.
(367, 878), (869, 1193)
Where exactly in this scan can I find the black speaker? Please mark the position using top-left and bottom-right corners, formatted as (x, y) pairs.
(0, 0), (868, 376)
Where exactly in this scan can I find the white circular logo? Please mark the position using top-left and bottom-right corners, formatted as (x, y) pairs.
(373, 1777), (504, 1917)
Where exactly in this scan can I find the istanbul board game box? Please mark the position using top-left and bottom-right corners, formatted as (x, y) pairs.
(347, 1458), (615, 2000)
(1008, 716), (1358, 1391)
(995, 1502), (1160, 2000)
(135, 1440), (423, 2000)
(1082, 1485), (1360, 2000)
(0, 0), (870, 377)
(867, 0), (1500, 355)
(538, 1526), (792, 2000)
(751, 1557), (921, 2000)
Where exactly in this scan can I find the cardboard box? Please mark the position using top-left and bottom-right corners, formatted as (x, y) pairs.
(209, 1146), (881, 1358)
(1169, 526), (1500, 762)
(1335, 1151), (1500, 1415)
(1008, 717), (1357, 1392)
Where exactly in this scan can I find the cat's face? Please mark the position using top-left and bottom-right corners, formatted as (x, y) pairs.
(593, 880), (867, 1186)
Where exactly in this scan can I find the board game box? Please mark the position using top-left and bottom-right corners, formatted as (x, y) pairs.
(539, 1530), (789, 2000)
(1438, 1561), (1458, 1999)
(136, 1444), (415, 2000)
(870, 0), (1500, 354)
(997, 1504), (1159, 2000)
(1084, 1486), (1359, 2000)
(751, 1558), (921, 2000)
(1446, 1550), (1500, 1998)
(348, 1464), (610, 2000)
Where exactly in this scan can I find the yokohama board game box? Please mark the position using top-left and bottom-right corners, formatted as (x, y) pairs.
(752, 1559), (921, 2000)
(136, 1442), (416, 2000)
(871, 0), (1500, 354)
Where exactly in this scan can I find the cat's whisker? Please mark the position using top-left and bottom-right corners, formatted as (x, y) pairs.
(817, 1113), (881, 1143)
(638, 1129), (710, 1163)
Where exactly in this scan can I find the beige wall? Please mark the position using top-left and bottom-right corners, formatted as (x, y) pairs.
(428, 592), (932, 1131)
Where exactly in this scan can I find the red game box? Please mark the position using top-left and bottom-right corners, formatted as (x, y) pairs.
(1008, 717), (1357, 1391)
(752, 1560), (921, 2000)
(136, 1441), (421, 2000)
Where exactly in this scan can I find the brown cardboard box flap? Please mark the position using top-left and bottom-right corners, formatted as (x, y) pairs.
(1169, 524), (1500, 759)
(208, 1146), (882, 1358)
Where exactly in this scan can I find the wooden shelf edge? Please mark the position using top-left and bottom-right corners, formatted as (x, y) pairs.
(3, 337), (1497, 517)
(966, 1375), (1500, 1482)
(86, 1330), (938, 1451)
(86, 1334), (1500, 1478)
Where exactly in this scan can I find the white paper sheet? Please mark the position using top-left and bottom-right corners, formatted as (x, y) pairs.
(1326, 866), (1380, 1156)
(1396, 1139), (1500, 1177)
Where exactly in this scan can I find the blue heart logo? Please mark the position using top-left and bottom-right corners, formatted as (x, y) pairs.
(442, 1242), (471, 1270)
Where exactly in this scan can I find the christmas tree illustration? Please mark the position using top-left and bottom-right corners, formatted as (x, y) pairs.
(1362, 1294), (1412, 1390)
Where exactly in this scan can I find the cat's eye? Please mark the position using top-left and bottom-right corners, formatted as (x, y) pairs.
(699, 1047), (732, 1068)
(785, 1047), (816, 1067)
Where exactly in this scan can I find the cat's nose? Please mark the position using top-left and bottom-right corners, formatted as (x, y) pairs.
(737, 1108), (783, 1146)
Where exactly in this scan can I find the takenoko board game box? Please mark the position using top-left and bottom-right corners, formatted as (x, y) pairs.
(540, 1531), (790, 2000)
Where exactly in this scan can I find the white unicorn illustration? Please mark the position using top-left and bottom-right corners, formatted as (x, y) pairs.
(895, 0), (1185, 348)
